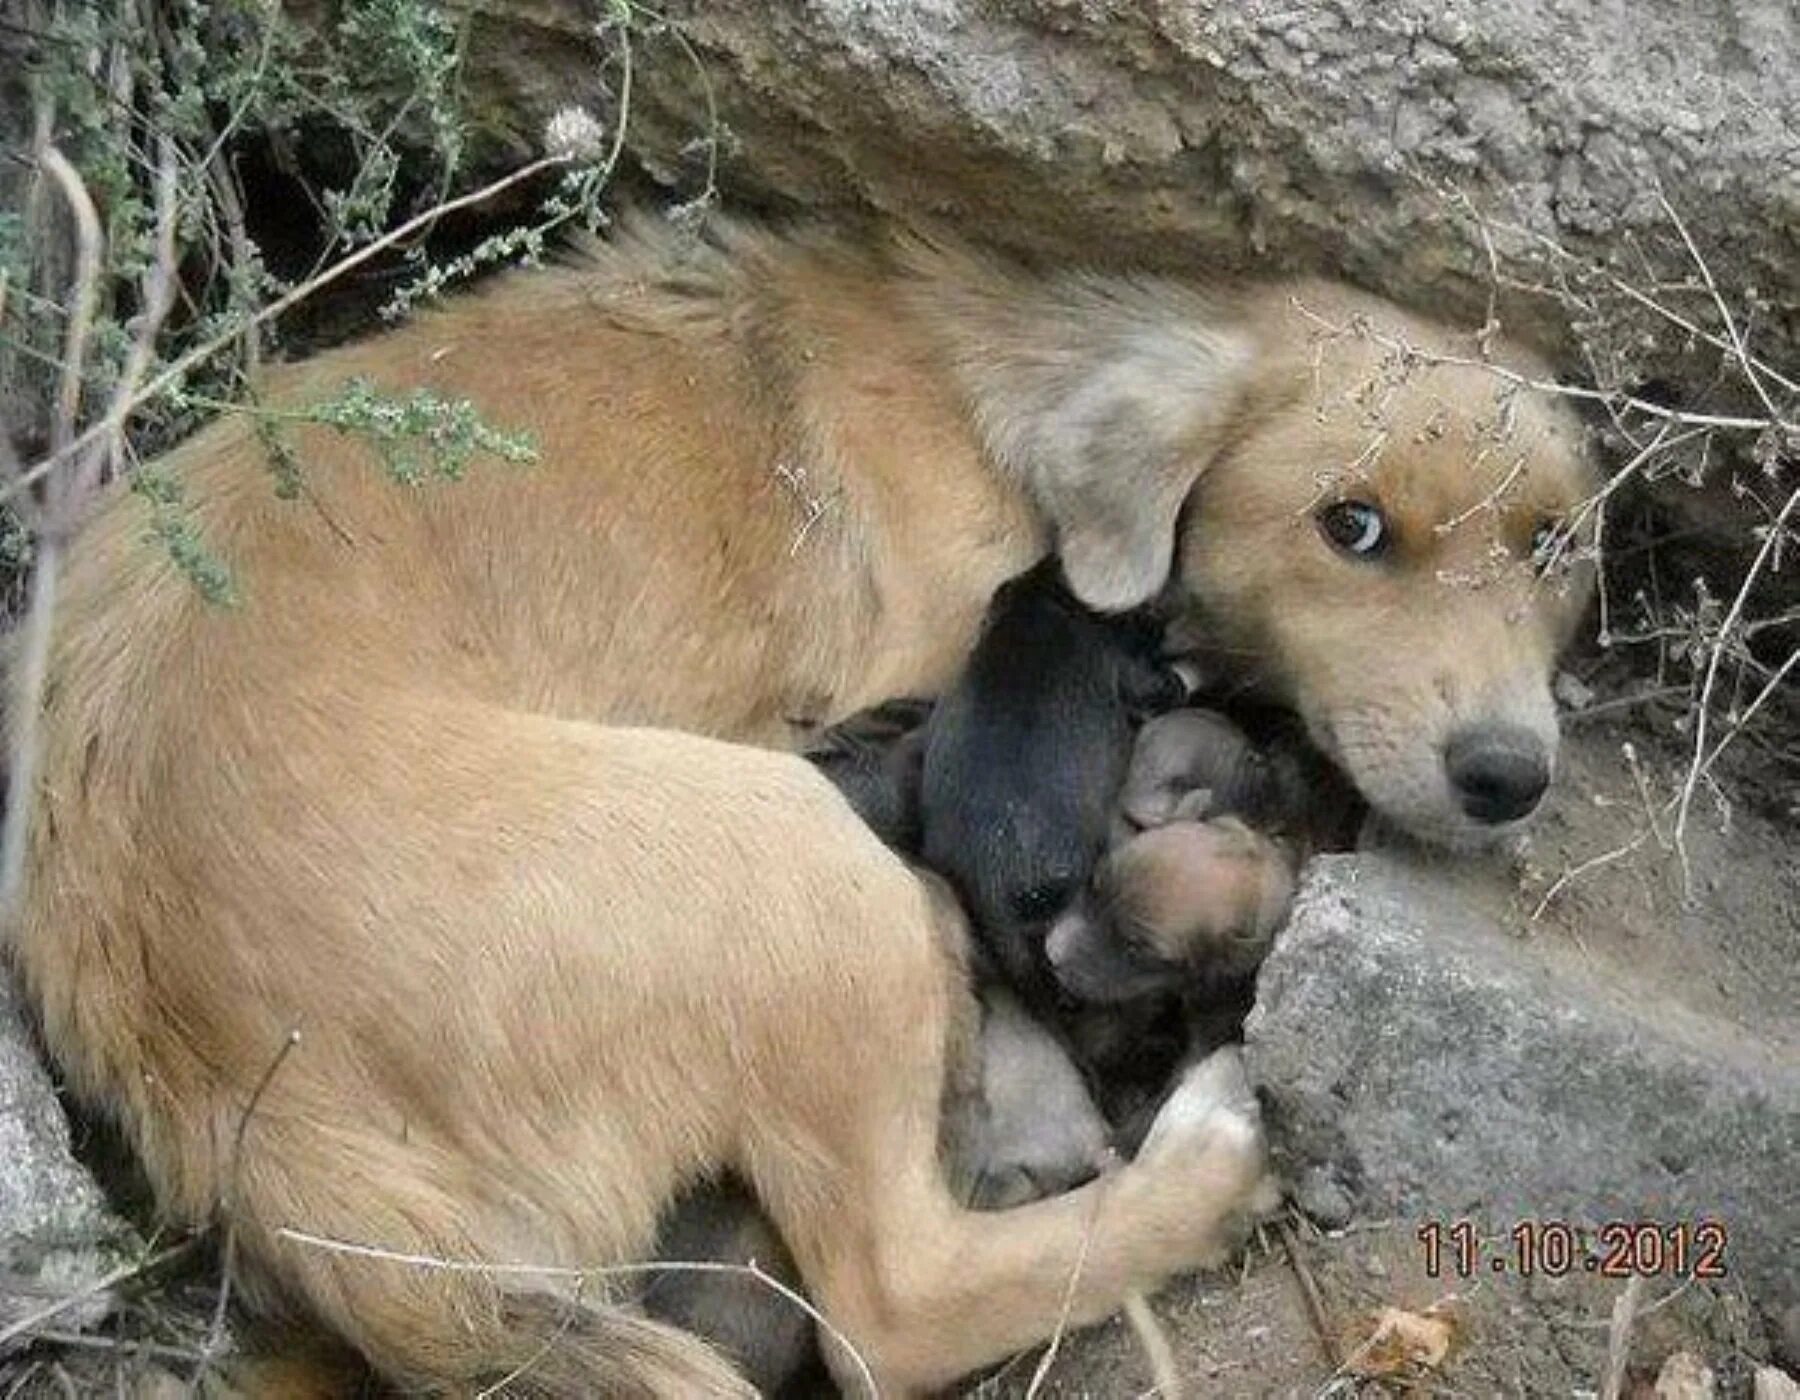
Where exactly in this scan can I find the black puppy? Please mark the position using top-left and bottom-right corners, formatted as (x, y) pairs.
(802, 698), (932, 851)
(914, 558), (1185, 1000)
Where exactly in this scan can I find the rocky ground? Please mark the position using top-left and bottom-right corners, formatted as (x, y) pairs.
(449, 0), (1800, 384)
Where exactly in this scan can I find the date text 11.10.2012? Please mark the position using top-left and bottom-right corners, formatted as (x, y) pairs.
(1416, 1220), (1729, 1280)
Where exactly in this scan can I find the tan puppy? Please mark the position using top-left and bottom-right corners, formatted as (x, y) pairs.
(1047, 818), (1297, 1006)
(6, 215), (1596, 1392)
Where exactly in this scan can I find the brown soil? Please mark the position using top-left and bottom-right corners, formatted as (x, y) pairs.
(973, 1213), (1774, 1399)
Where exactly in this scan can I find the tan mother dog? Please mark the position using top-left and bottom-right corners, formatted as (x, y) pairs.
(7, 216), (1596, 1394)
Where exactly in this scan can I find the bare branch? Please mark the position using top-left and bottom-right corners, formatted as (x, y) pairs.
(1654, 187), (1785, 424)
(272, 1225), (879, 1400)
(0, 530), (61, 916)
(3, 152), (575, 511)
(1, 144), (109, 919)
(35, 147), (102, 462)
(1288, 299), (1783, 435)
(0, 1242), (198, 1349)
(1673, 481), (1800, 855)
(192, 1029), (304, 1386)
(80, 132), (182, 507)
(1447, 196), (1800, 402)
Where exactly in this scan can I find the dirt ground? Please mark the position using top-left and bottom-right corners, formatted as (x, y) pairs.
(1, 1205), (1782, 1398)
(972, 1211), (1776, 1399)
(1431, 682), (1799, 1061)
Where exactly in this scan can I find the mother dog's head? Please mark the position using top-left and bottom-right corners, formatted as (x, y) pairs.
(935, 265), (1598, 848)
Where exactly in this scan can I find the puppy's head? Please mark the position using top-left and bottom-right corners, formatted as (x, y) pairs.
(1046, 818), (1294, 1004)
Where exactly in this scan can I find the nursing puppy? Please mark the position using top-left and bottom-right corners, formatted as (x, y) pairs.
(916, 557), (1183, 995)
(1114, 708), (1321, 841)
(815, 694), (1347, 1028)
(803, 698), (933, 852)
(9, 215), (1597, 1392)
(1047, 817), (1294, 1008)
(1050, 709), (1325, 1010)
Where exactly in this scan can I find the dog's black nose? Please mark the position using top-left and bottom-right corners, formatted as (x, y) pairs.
(1444, 725), (1550, 823)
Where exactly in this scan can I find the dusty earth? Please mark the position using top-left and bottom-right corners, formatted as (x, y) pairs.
(1425, 683), (1798, 1061)
(975, 1213), (1774, 1399)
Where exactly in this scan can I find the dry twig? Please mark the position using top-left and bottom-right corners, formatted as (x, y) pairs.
(189, 1030), (302, 1392)
(2, 151), (575, 512)
(0, 1243), (198, 1351)
(1277, 1218), (1341, 1371)
(1599, 1273), (1646, 1400)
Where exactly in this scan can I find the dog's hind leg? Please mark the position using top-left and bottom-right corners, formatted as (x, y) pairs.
(742, 891), (1273, 1398)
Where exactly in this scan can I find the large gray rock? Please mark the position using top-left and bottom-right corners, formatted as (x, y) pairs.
(448, 0), (1798, 391)
(0, 970), (133, 1345)
(1244, 850), (1800, 1322)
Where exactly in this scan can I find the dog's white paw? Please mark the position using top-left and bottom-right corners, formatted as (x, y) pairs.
(1134, 1047), (1275, 1224)
(1139, 1047), (1255, 1149)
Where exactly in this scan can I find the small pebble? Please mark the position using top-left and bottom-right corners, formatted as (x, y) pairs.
(1553, 671), (1596, 711)
(1297, 1168), (1356, 1230)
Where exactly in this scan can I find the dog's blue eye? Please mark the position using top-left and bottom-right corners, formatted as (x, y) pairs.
(1317, 500), (1389, 559)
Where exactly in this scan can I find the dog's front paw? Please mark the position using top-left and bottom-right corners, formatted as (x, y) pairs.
(1134, 1046), (1279, 1253)
(1140, 1047), (1257, 1146)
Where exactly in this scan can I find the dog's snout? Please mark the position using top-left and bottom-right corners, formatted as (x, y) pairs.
(1444, 724), (1550, 824)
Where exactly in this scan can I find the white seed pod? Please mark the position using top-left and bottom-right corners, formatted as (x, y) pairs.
(544, 106), (606, 161)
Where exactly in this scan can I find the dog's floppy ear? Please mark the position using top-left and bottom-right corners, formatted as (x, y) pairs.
(903, 242), (1253, 611)
(995, 314), (1252, 611)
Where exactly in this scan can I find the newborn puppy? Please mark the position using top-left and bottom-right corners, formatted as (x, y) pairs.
(641, 1180), (822, 1396)
(944, 988), (1113, 1210)
(1051, 707), (1330, 1140)
(1046, 816), (1295, 1006)
(1115, 708), (1304, 837)
(803, 698), (932, 851)
(1051, 706), (1317, 1007)
(917, 558), (1184, 997)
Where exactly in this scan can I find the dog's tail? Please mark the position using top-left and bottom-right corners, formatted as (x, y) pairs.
(247, 1213), (756, 1398)
(469, 1294), (757, 1399)
(215, 1297), (755, 1399)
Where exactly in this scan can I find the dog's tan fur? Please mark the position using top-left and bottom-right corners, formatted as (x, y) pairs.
(6, 217), (1596, 1393)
